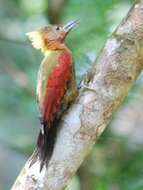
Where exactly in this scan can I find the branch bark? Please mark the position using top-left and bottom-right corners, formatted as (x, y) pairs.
(11, 1), (143, 190)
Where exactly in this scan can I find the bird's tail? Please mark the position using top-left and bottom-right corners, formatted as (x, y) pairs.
(30, 121), (58, 171)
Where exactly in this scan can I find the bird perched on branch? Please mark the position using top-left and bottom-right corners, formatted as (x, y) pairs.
(26, 20), (78, 171)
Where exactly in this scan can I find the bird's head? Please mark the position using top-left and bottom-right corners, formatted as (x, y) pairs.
(26, 20), (78, 53)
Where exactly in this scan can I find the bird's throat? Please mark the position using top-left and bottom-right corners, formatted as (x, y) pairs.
(44, 50), (52, 57)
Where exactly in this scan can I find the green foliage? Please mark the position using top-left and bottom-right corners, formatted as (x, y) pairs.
(66, 175), (81, 190)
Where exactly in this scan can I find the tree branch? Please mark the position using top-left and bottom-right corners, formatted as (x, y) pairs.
(47, 0), (65, 24)
(11, 1), (143, 189)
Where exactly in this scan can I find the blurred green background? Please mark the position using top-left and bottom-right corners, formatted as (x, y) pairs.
(1, 0), (143, 189)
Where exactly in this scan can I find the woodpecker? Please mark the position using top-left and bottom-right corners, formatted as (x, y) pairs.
(26, 20), (78, 171)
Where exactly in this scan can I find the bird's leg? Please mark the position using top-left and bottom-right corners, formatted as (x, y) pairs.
(80, 81), (96, 92)
(79, 72), (96, 93)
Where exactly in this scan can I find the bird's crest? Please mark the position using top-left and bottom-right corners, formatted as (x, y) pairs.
(26, 31), (45, 52)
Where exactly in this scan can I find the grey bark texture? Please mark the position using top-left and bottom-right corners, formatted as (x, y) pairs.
(11, 1), (143, 189)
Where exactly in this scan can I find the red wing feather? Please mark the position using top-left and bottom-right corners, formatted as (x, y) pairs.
(43, 50), (72, 123)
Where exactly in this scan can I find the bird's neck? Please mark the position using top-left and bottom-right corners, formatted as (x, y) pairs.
(44, 45), (71, 59)
(43, 39), (67, 52)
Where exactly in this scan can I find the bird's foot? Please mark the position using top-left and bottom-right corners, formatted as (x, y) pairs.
(79, 81), (96, 93)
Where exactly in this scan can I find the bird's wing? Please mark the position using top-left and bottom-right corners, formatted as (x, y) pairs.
(37, 50), (75, 126)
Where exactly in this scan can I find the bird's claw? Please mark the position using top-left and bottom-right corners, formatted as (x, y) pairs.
(79, 82), (96, 93)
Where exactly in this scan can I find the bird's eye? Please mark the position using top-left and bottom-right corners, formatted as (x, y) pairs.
(56, 26), (60, 31)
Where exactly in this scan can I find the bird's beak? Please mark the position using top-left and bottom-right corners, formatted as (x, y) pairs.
(63, 20), (79, 33)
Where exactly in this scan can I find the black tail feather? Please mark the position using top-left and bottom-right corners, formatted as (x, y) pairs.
(30, 120), (58, 172)
(38, 121), (58, 171)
